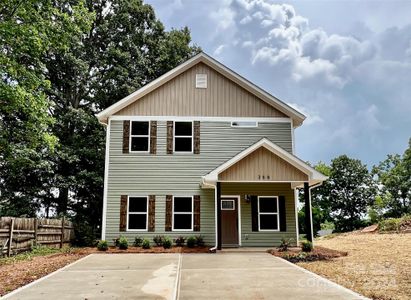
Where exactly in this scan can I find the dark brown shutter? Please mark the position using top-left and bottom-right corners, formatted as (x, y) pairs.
(150, 121), (157, 154)
(120, 195), (128, 231)
(193, 121), (200, 154)
(194, 195), (201, 231)
(122, 121), (130, 153)
(279, 196), (286, 232)
(166, 121), (173, 154)
(165, 195), (172, 231)
(148, 195), (155, 232)
(251, 196), (258, 232)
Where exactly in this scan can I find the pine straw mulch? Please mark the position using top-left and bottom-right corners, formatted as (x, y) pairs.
(268, 246), (348, 263)
(296, 232), (411, 300)
(0, 246), (210, 296)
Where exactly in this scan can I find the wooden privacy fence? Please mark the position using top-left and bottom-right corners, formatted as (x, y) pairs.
(0, 217), (74, 257)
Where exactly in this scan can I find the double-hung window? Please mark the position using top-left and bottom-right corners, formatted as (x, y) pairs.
(174, 121), (193, 153)
(172, 196), (193, 231)
(130, 121), (150, 152)
(127, 196), (148, 231)
(258, 196), (279, 231)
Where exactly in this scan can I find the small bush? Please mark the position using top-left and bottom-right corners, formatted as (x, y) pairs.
(187, 236), (196, 248)
(118, 236), (128, 250)
(153, 235), (165, 246)
(142, 239), (151, 249)
(113, 237), (120, 247)
(163, 237), (172, 249)
(195, 235), (205, 247)
(97, 240), (108, 251)
(134, 236), (143, 247)
(174, 236), (186, 247)
(278, 238), (293, 252)
(301, 241), (313, 252)
(379, 218), (401, 232)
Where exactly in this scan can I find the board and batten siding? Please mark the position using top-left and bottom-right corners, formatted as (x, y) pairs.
(114, 62), (287, 118)
(105, 120), (294, 246)
(221, 183), (297, 247)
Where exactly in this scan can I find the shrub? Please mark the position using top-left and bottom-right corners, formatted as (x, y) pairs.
(195, 235), (205, 247)
(113, 237), (120, 247)
(301, 241), (313, 252)
(174, 236), (186, 247)
(142, 239), (151, 249)
(278, 238), (293, 252)
(118, 236), (128, 250)
(153, 235), (165, 246)
(163, 237), (172, 249)
(379, 218), (401, 232)
(97, 240), (108, 251)
(187, 236), (196, 248)
(134, 236), (143, 247)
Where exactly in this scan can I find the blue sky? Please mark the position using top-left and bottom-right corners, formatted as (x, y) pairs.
(146, 0), (411, 167)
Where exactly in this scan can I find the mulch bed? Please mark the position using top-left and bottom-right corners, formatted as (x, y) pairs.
(92, 246), (211, 254)
(268, 246), (348, 263)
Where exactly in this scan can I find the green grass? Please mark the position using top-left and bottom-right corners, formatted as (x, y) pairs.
(0, 246), (74, 265)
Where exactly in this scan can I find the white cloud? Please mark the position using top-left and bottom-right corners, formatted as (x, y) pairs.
(287, 103), (323, 125)
(214, 44), (226, 56)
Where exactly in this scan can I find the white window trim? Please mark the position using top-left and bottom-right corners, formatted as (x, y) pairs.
(172, 196), (194, 231)
(127, 196), (148, 231)
(258, 196), (280, 232)
(221, 199), (235, 210)
(129, 120), (150, 153)
(173, 121), (194, 154)
(230, 121), (258, 128)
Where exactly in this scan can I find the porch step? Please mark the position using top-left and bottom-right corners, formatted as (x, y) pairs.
(218, 247), (271, 253)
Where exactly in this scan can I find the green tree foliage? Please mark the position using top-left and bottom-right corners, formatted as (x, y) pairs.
(0, 0), (91, 216)
(373, 138), (411, 217)
(328, 155), (376, 232)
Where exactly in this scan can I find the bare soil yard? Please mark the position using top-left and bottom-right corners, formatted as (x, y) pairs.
(297, 233), (411, 300)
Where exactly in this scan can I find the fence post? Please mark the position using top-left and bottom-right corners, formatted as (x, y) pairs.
(60, 217), (65, 249)
(34, 218), (38, 247)
(7, 218), (14, 257)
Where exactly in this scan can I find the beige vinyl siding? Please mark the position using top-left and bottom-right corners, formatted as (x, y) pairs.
(115, 63), (287, 118)
(221, 183), (297, 247)
(219, 147), (308, 182)
(106, 120), (293, 246)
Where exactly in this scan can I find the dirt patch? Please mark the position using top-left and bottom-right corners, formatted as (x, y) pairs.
(297, 233), (411, 300)
(269, 246), (347, 263)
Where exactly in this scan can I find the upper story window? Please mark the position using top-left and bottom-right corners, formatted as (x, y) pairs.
(258, 196), (279, 231)
(172, 196), (193, 231)
(130, 121), (149, 152)
(127, 196), (148, 231)
(174, 121), (193, 153)
(231, 121), (258, 128)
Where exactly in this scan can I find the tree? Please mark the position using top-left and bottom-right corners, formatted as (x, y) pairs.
(43, 0), (200, 242)
(373, 138), (411, 217)
(0, 0), (92, 216)
(328, 155), (376, 232)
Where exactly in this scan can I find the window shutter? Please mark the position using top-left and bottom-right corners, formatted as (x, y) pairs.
(166, 121), (173, 154)
(120, 195), (128, 231)
(251, 196), (258, 232)
(122, 121), (130, 154)
(148, 195), (155, 232)
(194, 121), (200, 154)
(194, 195), (201, 231)
(165, 195), (172, 231)
(279, 196), (286, 232)
(150, 121), (157, 154)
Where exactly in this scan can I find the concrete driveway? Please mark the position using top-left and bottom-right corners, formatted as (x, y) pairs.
(3, 253), (367, 300)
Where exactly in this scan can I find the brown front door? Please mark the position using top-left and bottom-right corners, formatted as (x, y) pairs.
(221, 197), (239, 247)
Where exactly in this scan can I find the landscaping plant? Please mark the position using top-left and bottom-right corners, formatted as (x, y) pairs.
(187, 236), (196, 248)
(97, 240), (108, 251)
(278, 238), (293, 252)
(195, 235), (205, 247)
(174, 236), (186, 246)
(153, 235), (165, 246)
(134, 236), (143, 247)
(163, 237), (172, 249)
(118, 236), (128, 250)
(301, 241), (313, 252)
(142, 239), (151, 249)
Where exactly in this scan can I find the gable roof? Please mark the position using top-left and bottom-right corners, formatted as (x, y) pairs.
(96, 52), (306, 126)
(202, 138), (328, 187)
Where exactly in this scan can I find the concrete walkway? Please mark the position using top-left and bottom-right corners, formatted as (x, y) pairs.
(3, 253), (368, 300)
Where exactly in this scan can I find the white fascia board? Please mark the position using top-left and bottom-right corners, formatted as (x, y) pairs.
(96, 52), (306, 126)
(202, 138), (327, 185)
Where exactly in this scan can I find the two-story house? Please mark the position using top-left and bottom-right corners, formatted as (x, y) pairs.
(96, 52), (327, 249)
